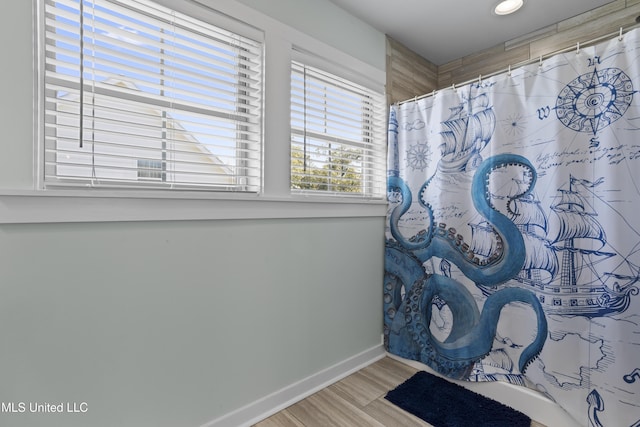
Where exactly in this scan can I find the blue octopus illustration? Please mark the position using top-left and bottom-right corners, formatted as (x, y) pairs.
(384, 153), (548, 379)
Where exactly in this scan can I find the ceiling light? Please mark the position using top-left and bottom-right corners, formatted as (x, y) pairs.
(494, 0), (524, 15)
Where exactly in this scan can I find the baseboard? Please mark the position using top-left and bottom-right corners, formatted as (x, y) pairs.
(386, 353), (581, 427)
(201, 343), (386, 427)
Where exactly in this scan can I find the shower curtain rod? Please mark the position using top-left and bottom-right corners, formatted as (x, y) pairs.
(396, 23), (640, 106)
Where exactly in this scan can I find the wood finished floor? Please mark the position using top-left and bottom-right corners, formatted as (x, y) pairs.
(253, 356), (547, 427)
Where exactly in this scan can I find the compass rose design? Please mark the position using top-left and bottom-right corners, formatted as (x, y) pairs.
(556, 67), (634, 135)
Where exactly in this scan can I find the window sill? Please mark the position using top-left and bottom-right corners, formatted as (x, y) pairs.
(0, 190), (388, 224)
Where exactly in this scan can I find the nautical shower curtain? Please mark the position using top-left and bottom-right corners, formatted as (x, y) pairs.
(385, 29), (640, 427)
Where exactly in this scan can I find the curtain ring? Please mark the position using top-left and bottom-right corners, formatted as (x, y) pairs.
(539, 55), (543, 67)
(452, 83), (456, 92)
(619, 27), (624, 41)
(576, 41), (580, 54)
(478, 74), (482, 84)
(507, 65), (511, 76)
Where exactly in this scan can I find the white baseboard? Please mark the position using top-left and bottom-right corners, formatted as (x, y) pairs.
(386, 353), (581, 427)
(201, 343), (386, 427)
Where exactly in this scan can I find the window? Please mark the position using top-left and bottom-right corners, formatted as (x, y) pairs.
(137, 159), (163, 181)
(42, 0), (263, 192)
(290, 60), (385, 198)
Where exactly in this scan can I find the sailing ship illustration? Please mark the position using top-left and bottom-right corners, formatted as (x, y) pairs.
(469, 348), (528, 385)
(438, 94), (496, 173)
(471, 175), (639, 317)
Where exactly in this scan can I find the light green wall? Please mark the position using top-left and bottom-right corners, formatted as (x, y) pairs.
(235, 0), (386, 70)
(0, 1), (386, 426)
(0, 218), (384, 427)
(0, 0), (34, 189)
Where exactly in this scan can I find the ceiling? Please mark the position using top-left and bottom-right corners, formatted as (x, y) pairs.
(328, 0), (616, 65)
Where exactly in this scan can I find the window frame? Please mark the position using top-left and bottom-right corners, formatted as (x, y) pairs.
(19, 0), (388, 224)
(290, 51), (386, 199)
(40, 0), (264, 193)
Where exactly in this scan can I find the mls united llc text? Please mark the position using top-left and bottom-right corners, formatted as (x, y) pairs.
(1, 402), (88, 414)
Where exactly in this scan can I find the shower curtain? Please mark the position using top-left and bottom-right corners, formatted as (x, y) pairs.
(385, 28), (640, 427)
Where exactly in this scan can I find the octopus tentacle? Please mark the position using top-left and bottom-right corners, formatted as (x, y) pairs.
(471, 287), (547, 374)
(387, 153), (548, 378)
(384, 242), (426, 346)
(402, 275), (547, 379)
(388, 176), (435, 251)
(414, 154), (536, 285)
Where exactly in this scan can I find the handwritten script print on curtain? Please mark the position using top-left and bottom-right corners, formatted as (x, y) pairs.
(385, 29), (640, 427)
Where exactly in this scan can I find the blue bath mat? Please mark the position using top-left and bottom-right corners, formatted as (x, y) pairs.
(385, 371), (531, 427)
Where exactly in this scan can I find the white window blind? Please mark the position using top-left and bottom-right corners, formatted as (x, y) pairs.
(290, 60), (385, 198)
(43, 0), (263, 192)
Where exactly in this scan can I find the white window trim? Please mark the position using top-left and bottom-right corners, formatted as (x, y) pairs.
(290, 49), (386, 198)
(0, 189), (387, 223)
(16, 0), (387, 224)
(39, 0), (264, 193)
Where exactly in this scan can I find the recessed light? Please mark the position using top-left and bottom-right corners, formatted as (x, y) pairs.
(494, 0), (524, 15)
